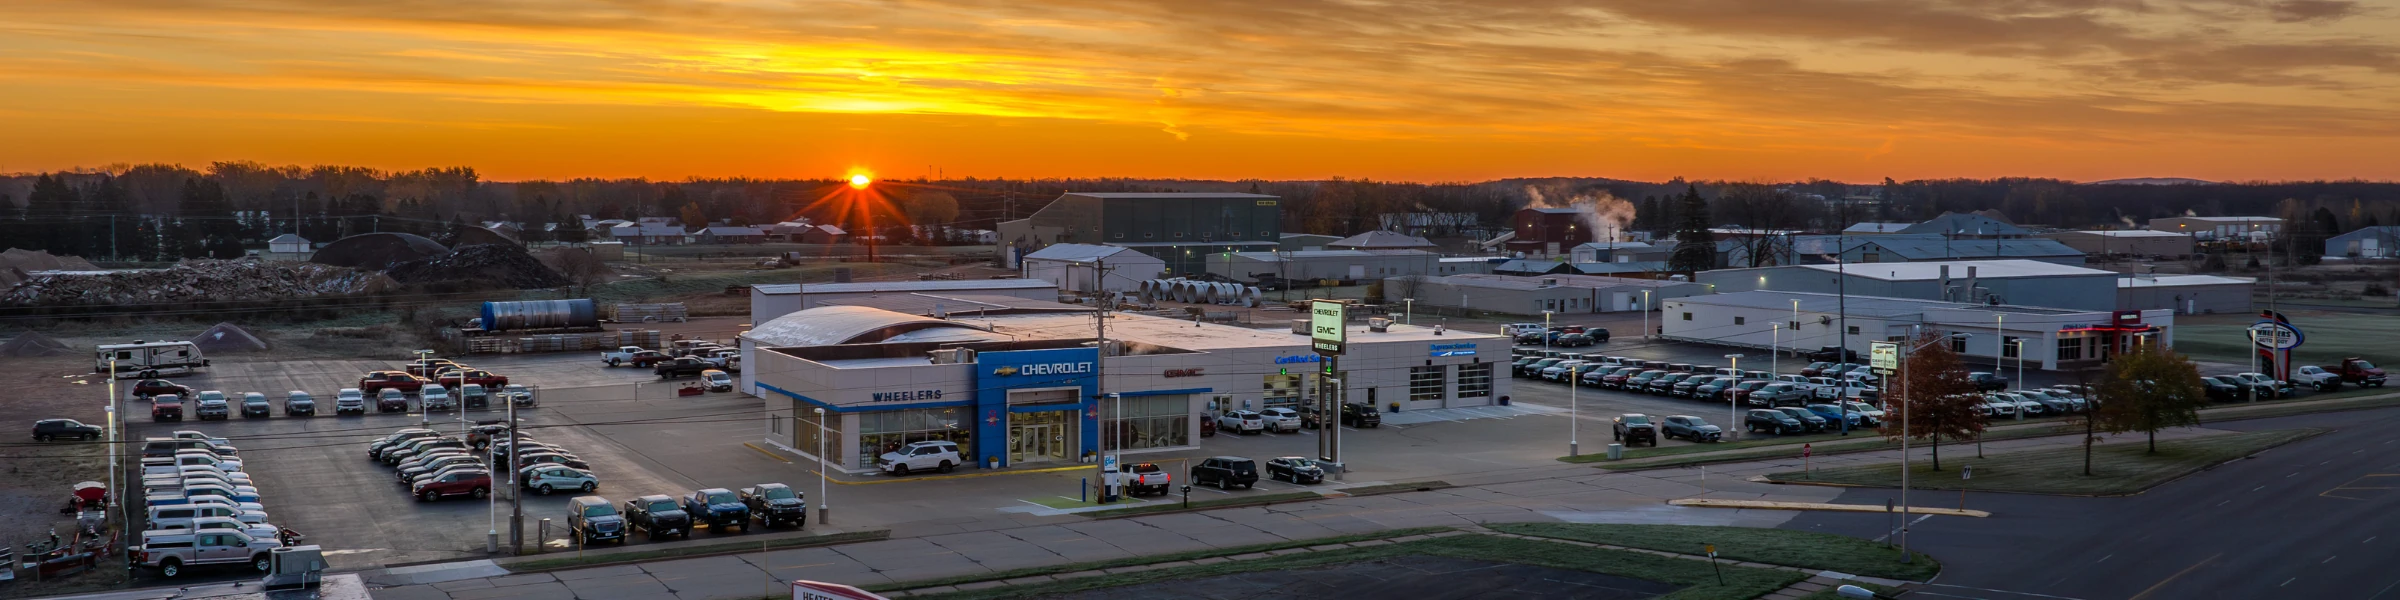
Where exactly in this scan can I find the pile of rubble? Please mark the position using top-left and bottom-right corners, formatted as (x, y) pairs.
(384, 244), (568, 289)
(0, 259), (393, 307)
(191, 322), (271, 353)
(0, 331), (72, 357)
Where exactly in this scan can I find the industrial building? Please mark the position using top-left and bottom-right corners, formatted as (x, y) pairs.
(1391, 273), (1710, 315)
(1019, 244), (1167, 295)
(1660, 290), (2174, 372)
(1841, 237), (2086, 265)
(1505, 207), (1595, 256)
(2117, 274), (2254, 315)
(1568, 242), (1667, 264)
(1203, 250), (1441, 283)
(743, 305), (1508, 472)
(1895, 212), (2030, 239)
(2148, 216), (2281, 241)
(1493, 260), (1672, 277)
(2043, 230), (2195, 258)
(996, 192), (1283, 274)
(2325, 226), (2400, 259)
(1279, 233), (1341, 252)
(1696, 260), (2121, 311)
(750, 279), (1060, 323)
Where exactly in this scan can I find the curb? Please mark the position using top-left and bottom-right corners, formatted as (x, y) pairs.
(1667, 498), (1991, 518)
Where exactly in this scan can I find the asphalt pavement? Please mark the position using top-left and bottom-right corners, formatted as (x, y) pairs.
(1779, 407), (2400, 600)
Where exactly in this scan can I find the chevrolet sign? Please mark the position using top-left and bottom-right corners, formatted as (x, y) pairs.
(994, 362), (1094, 377)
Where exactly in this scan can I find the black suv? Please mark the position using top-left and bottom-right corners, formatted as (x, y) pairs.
(1612, 414), (1657, 446)
(1746, 409), (1805, 435)
(1968, 372), (2010, 392)
(740, 483), (807, 528)
(1190, 456), (1259, 490)
(623, 494), (692, 540)
(567, 496), (626, 545)
(1340, 403), (1381, 428)
(32, 419), (102, 442)
(682, 488), (750, 533)
(1775, 407), (1829, 432)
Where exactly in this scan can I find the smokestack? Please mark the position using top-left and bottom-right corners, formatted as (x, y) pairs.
(1966, 266), (1979, 303)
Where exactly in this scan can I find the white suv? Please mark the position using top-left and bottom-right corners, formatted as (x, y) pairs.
(334, 388), (366, 415)
(1257, 408), (1302, 433)
(878, 440), (962, 476)
(421, 385), (456, 411)
(1216, 411), (1265, 435)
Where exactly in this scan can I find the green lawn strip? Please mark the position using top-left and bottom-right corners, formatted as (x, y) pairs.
(1768, 428), (2324, 495)
(1485, 523), (1938, 581)
(1081, 491), (1322, 519)
(1339, 481), (1454, 496)
(505, 530), (888, 572)
(863, 526), (1452, 593)
(1589, 424), (2076, 471)
(906, 534), (1804, 600)
(1797, 580), (1900, 600)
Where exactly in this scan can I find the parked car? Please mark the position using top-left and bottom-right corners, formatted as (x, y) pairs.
(1539, 360), (1586, 382)
(654, 357), (711, 380)
(384, 438), (465, 466)
(2236, 372), (2297, 398)
(1596, 367), (1641, 389)
(1841, 401), (1886, 426)
(1803, 404), (1863, 429)
(1516, 358), (1564, 378)
(1968, 372), (2010, 392)
(740, 483), (807, 528)
(1660, 415), (1721, 442)
(702, 370), (735, 392)
(1972, 395), (2017, 418)
(878, 440), (963, 475)
(1502, 322), (1547, 337)
(1189, 456), (1260, 490)
(1751, 382), (1808, 407)
(1672, 375), (1718, 398)
(566, 496), (626, 545)
(1808, 346), (1859, 363)
(2201, 376), (2243, 402)
(397, 453), (482, 484)
(369, 429), (441, 460)
(1625, 370), (1669, 391)
(514, 452), (591, 471)
(375, 388), (409, 413)
(1257, 407), (1303, 433)
(1217, 411), (1266, 435)
(2012, 390), (2073, 414)
(133, 378), (196, 399)
(460, 384), (491, 410)
(1800, 362), (1832, 377)
(412, 469), (491, 502)
(624, 494), (693, 540)
(1993, 392), (2045, 416)
(682, 488), (750, 533)
(1552, 332), (1596, 347)
(501, 384), (538, 407)
(333, 388), (367, 415)
(1119, 462), (1176, 494)
(359, 371), (426, 395)
(1612, 414), (1658, 446)
(2321, 357), (2386, 388)
(152, 394), (185, 421)
(1692, 377), (1736, 401)
(135, 530), (280, 577)
(1725, 379), (1768, 404)
(1263, 456), (1324, 484)
(1340, 402), (1382, 427)
(1773, 407), (1829, 432)
(284, 391), (315, 416)
(420, 385), (456, 411)
(33, 418), (102, 441)
(404, 359), (465, 378)
(522, 465), (599, 495)
(1746, 409), (1804, 434)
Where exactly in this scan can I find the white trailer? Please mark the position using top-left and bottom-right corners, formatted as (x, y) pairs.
(97, 341), (211, 378)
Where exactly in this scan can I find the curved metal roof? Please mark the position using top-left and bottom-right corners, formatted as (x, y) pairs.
(745, 305), (992, 347)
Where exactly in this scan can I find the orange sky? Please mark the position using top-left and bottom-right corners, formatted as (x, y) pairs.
(4, 0), (2398, 182)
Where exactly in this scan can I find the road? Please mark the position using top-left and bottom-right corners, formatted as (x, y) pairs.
(1781, 407), (2400, 600)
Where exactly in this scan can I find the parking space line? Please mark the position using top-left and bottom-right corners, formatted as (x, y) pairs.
(742, 442), (792, 464)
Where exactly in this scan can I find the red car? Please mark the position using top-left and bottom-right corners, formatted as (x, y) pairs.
(132, 378), (195, 399)
(412, 469), (492, 502)
(436, 369), (509, 388)
(360, 371), (427, 395)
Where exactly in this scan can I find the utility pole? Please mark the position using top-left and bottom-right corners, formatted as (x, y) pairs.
(508, 393), (523, 554)
(1093, 261), (1116, 502)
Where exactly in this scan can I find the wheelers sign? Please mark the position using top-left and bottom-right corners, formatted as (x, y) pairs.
(1311, 300), (1347, 356)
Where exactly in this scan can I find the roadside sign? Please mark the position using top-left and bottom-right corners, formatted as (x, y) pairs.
(1310, 300), (1348, 356)
(1703, 544), (1716, 557)
(1870, 342), (1898, 370)
(2247, 321), (2302, 350)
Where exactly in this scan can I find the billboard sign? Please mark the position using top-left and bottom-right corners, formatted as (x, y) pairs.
(1311, 300), (1347, 356)
(1870, 342), (1898, 371)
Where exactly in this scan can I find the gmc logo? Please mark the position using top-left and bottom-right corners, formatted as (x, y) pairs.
(1164, 368), (1204, 378)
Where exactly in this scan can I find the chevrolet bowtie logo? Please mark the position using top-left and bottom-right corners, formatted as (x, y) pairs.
(993, 366), (1019, 376)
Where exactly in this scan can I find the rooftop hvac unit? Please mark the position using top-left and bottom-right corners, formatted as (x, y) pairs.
(1368, 317), (1393, 332)
(261, 545), (326, 590)
(928, 348), (977, 365)
(1291, 319), (1309, 335)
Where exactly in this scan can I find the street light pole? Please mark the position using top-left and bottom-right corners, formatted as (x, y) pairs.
(1724, 354), (1743, 441)
(1404, 298), (1414, 325)
(1569, 361), (1579, 456)
(1642, 291), (1653, 340)
(815, 407), (830, 525)
(1542, 310), (1554, 354)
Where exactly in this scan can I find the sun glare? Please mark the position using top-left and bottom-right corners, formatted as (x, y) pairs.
(848, 173), (872, 189)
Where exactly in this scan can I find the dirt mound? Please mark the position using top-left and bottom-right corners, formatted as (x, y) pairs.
(385, 244), (568, 289)
(311, 233), (449, 270)
(190, 322), (270, 353)
(1, 259), (393, 306)
(455, 226), (521, 247)
(0, 331), (72, 357)
(0, 248), (102, 291)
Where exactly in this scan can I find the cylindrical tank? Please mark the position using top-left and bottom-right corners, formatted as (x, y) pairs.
(480, 299), (598, 331)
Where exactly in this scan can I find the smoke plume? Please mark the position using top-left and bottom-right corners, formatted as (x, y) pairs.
(1524, 185), (1636, 241)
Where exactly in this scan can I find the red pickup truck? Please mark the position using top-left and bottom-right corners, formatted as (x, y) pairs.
(437, 369), (509, 388)
(360, 371), (427, 395)
(152, 395), (186, 421)
(405, 359), (465, 378)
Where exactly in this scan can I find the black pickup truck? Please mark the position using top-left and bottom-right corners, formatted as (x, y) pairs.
(654, 357), (710, 380)
(740, 483), (807, 528)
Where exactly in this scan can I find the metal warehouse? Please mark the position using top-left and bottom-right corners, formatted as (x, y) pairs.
(1696, 259), (2122, 311)
(1019, 243), (1167, 294)
(749, 279), (1059, 323)
(2117, 274), (2254, 315)
(1389, 273), (1710, 315)
(1202, 249), (1442, 283)
(2043, 230), (2195, 258)
(742, 306), (1509, 473)
(1660, 290), (2175, 372)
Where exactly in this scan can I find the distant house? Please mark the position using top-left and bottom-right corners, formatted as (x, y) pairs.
(1279, 233), (1341, 252)
(1842, 222), (1913, 235)
(696, 226), (767, 244)
(799, 224), (848, 244)
(608, 223), (689, 245)
(268, 233), (312, 254)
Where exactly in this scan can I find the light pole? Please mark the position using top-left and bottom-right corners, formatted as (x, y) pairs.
(1404, 298), (1414, 325)
(1541, 310), (1554, 353)
(1897, 331), (1970, 564)
(1771, 322), (1781, 376)
(1569, 358), (1580, 456)
(814, 407), (830, 525)
(1724, 354), (1744, 440)
(1641, 290), (1652, 340)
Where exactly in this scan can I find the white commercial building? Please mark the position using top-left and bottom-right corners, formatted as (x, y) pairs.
(749, 279), (1058, 324)
(1019, 244), (1167, 295)
(1661, 290), (2173, 371)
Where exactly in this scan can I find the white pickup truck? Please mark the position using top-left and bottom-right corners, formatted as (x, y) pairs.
(1117, 462), (1173, 496)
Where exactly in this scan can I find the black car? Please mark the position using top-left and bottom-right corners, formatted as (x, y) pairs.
(1672, 375), (1718, 398)
(1612, 414), (1657, 446)
(1552, 333), (1595, 347)
(654, 357), (711, 380)
(740, 483), (807, 528)
(2201, 376), (2243, 402)
(1340, 402), (1381, 428)
(1648, 373), (1693, 395)
(1190, 456), (1259, 490)
(1264, 456), (1324, 484)
(1775, 407), (1829, 432)
(1517, 358), (1563, 378)
(623, 494), (693, 540)
(1968, 372), (2010, 392)
(1514, 332), (1547, 345)
(1809, 346), (1860, 363)
(1660, 415), (1721, 442)
(1586, 328), (1611, 343)
(32, 418), (102, 442)
(682, 488), (749, 533)
(1746, 409), (1805, 435)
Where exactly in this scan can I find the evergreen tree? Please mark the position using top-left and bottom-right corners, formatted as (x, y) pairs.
(127, 217), (161, 262)
(28, 174), (80, 254)
(1667, 185), (1715, 274)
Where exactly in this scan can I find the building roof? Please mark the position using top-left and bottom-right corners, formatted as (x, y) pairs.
(1797, 259), (2112, 281)
(1064, 192), (1278, 199)
(2117, 274), (2256, 288)
(754, 279), (1056, 295)
(1568, 261), (1669, 275)
(1851, 237), (2083, 260)
(701, 226), (765, 236)
(1326, 230), (1438, 249)
(2328, 226), (2400, 241)
(1571, 241), (1658, 252)
(2057, 230), (2191, 238)
(1447, 273), (1697, 289)
(2159, 216), (2280, 223)
(817, 293), (1094, 316)
(1279, 233), (1341, 241)
(1897, 212), (2030, 237)
(268, 234), (309, 244)
(1671, 290), (2083, 318)
(810, 224), (847, 236)
(1228, 249), (1432, 261)
(609, 224), (687, 236)
(745, 305), (995, 347)
(1842, 222), (1914, 234)
(1022, 243), (1149, 262)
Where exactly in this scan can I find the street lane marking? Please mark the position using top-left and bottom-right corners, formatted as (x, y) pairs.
(2281, 577), (2296, 587)
(2366, 536), (2378, 544)
(2127, 552), (2219, 600)
(1921, 584), (2088, 600)
(2320, 474), (2400, 500)
(2325, 555), (2338, 563)
(2096, 554), (2112, 564)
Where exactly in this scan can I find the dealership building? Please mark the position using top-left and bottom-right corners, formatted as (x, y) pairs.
(1660, 290), (2175, 371)
(739, 305), (1509, 473)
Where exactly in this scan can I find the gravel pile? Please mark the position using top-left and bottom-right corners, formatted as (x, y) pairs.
(0, 331), (71, 357)
(384, 244), (568, 289)
(0, 259), (393, 306)
(311, 232), (449, 270)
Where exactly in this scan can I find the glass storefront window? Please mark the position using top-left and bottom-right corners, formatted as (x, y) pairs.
(1457, 363), (1492, 398)
(1103, 396), (1190, 450)
(794, 409), (842, 465)
(856, 407), (970, 470)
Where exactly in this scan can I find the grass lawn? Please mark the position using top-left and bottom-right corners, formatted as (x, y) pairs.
(1768, 428), (2324, 495)
(866, 527), (1453, 593)
(1081, 491), (1323, 519)
(908, 534), (1806, 600)
(2175, 311), (2396, 365)
(1486, 523), (1939, 581)
(506, 530), (888, 572)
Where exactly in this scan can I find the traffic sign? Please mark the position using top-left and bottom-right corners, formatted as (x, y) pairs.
(1870, 342), (1898, 370)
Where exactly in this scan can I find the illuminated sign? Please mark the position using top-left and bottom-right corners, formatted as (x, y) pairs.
(993, 362), (1094, 377)
(1164, 368), (1205, 378)
(1274, 355), (1322, 365)
(1429, 343), (1477, 357)
(1311, 300), (1347, 356)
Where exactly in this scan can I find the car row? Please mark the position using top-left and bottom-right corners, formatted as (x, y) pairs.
(135, 434), (295, 578)
(566, 482), (808, 545)
(1188, 455), (1330, 489)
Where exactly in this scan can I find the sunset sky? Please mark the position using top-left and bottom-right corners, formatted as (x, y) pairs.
(4, 0), (2397, 182)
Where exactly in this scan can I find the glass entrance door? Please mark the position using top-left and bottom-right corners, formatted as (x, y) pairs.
(1008, 410), (1073, 464)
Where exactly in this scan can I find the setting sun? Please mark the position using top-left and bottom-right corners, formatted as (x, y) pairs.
(848, 173), (872, 189)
